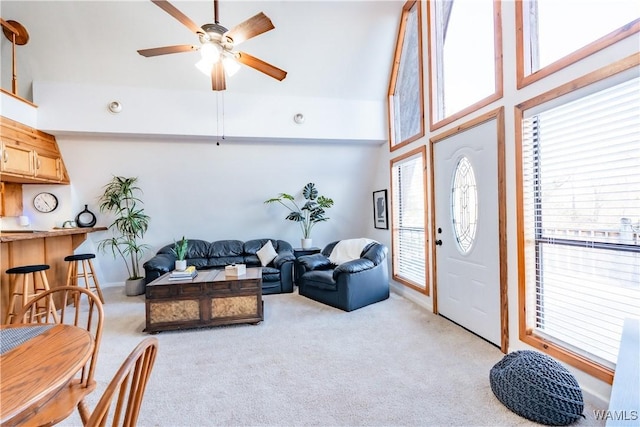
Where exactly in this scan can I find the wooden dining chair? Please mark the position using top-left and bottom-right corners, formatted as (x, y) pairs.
(85, 337), (159, 427)
(13, 286), (104, 426)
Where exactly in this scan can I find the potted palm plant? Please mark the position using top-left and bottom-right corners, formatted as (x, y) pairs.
(264, 182), (334, 249)
(98, 176), (150, 296)
(172, 236), (188, 271)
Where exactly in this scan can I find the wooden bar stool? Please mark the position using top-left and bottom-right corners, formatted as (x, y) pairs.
(4, 264), (59, 324)
(64, 253), (105, 304)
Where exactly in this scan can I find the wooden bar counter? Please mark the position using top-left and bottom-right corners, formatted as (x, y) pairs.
(0, 227), (106, 323)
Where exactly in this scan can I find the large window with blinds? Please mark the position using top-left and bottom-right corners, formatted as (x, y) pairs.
(391, 146), (427, 292)
(519, 70), (640, 376)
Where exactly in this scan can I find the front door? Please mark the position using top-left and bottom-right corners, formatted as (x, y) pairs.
(432, 111), (505, 348)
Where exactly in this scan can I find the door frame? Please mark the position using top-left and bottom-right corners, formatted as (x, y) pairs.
(429, 107), (508, 353)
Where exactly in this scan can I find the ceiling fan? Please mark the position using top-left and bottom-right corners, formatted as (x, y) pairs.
(137, 0), (287, 91)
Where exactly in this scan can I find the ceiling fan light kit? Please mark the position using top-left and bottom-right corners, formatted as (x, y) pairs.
(138, 0), (287, 91)
(222, 54), (241, 76)
(200, 42), (221, 62)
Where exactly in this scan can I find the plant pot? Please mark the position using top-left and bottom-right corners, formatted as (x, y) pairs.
(301, 238), (313, 249)
(175, 260), (187, 271)
(125, 278), (146, 296)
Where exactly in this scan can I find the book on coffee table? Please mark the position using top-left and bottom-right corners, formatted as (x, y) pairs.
(169, 266), (197, 280)
(168, 272), (197, 281)
(168, 271), (197, 281)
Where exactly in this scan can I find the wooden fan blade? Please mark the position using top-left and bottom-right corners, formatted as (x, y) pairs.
(211, 61), (226, 91)
(237, 52), (287, 81)
(137, 45), (198, 57)
(226, 12), (274, 45)
(151, 0), (203, 35)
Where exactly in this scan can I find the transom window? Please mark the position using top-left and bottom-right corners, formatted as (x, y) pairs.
(517, 0), (640, 87)
(428, 0), (502, 129)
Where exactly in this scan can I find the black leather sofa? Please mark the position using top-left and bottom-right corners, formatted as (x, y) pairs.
(297, 240), (390, 311)
(143, 238), (295, 294)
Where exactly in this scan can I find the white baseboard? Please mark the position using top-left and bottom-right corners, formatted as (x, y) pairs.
(390, 282), (433, 312)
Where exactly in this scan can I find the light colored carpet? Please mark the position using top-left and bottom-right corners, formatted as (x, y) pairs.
(60, 286), (606, 427)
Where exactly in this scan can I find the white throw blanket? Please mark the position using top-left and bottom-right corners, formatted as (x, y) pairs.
(329, 238), (376, 265)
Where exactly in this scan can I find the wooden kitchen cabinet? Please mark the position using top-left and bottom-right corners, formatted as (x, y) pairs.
(34, 151), (62, 180)
(1, 142), (33, 176)
(0, 182), (23, 217)
(0, 116), (69, 184)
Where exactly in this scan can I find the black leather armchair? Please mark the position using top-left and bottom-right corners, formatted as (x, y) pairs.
(297, 240), (390, 311)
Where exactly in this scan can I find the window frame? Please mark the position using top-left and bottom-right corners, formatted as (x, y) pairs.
(515, 53), (640, 384)
(427, 0), (503, 131)
(516, 1), (640, 89)
(388, 0), (425, 152)
(390, 145), (429, 294)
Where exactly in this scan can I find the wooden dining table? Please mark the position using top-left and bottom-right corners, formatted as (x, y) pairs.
(0, 323), (94, 426)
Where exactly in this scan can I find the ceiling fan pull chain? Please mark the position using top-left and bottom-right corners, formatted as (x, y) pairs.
(221, 91), (225, 141)
(216, 92), (220, 145)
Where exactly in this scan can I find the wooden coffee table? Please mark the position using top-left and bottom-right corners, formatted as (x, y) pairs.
(144, 267), (263, 333)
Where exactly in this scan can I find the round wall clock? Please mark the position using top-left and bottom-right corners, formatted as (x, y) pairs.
(33, 192), (59, 213)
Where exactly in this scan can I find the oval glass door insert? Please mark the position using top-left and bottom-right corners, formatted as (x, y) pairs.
(451, 156), (478, 253)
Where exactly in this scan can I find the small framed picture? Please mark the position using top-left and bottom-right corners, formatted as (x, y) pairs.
(373, 189), (388, 230)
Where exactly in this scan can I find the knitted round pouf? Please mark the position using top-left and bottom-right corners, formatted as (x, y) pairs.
(490, 350), (584, 426)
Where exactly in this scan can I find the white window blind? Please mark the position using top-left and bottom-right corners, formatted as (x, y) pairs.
(392, 151), (426, 288)
(522, 76), (640, 367)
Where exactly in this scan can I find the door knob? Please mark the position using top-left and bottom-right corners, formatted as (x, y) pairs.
(435, 240), (443, 246)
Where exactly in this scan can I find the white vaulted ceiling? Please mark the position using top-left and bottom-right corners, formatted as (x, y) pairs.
(0, 0), (401, 102)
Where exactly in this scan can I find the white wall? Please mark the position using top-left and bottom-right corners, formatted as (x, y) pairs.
(48, 135), (382, 284)
(33, 82), (386, 144)
(0, 91), (37, 126)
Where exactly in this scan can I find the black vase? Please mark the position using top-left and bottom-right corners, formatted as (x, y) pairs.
(75, 204), (97, 228)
